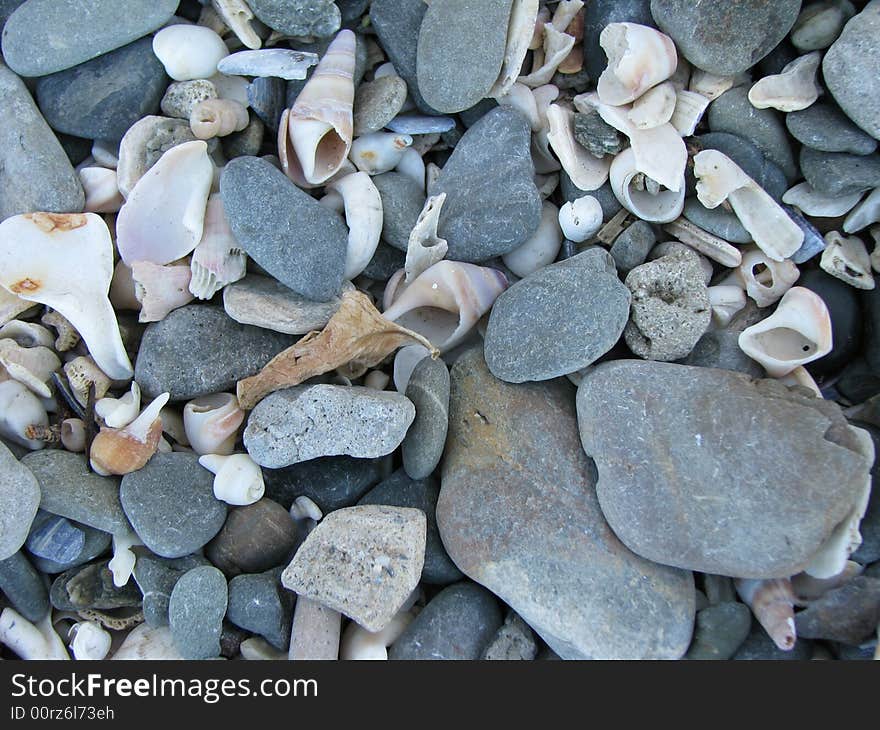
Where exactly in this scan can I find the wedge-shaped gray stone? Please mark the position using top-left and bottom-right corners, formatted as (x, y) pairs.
(169, 566), (227, 660)
(0, 440), (40, 560)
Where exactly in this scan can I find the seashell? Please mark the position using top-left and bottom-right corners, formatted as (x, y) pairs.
(385, 115), (456, 135)
(290, 495), (323, 523)
(109, 261), (140, 312)
(662, 218), (743, 268)
(326, 172), (384, 280)
(208, 72), (251, 108)
(279, 29), (356, 188)
(490, 0), (541, 98)
(737, 286), (833, 377)
(198, 452), (265, 506)
(667, 56), (691, 92)
(393, 344), (432, 394)
(627, 82), (676, 130)
(609, 148), (684, 224)
(558, 195), (603, 242)
(190, 99), (249, 140)
(497, 83), (541, 132)
(395, 147), (426, 191)
(69, 621), (112, 660)
(64, 356), (111, 408)
(0, 287), (33, 328)
(0, 608), (69, 660)
(0, 339), (61, 398)
(364, 370), (390, 391)
(340, 608), (414, 660)
(777, 365), (822, 397)
(518, 21), (576, 88)
(0, 379), (48, 450)
(383, 260), (509, 353)
(748, 52), (822, 112)
(739, 247), (801, 307)
(782, 182), (864, 218)
(693, 150), (804, 262)
(669, 89), (710, 137)
(534, 172), (559, 199)
(405, 193), (448, 284)
(152, 24), (230, 82)
(531, 128), (561, 174)
(688, 69), (745, 101)
(551, 0), (584, 34)
(791, 561), (864, 603)
(735, 578), (797, 652)
(111, 623), (182, 660)
(160, 405), (189, 447)
(91, 139), (119, 169)
(183, 392), (245, 456)
(819, 230), (875, 290)
(707, 285), (747, 327)
(597, 22), (677, 106)
(241, 637), (288, 660)
(61, 418), (86, 453)
(217, 49), (318, 80)
(78, 167), (123, 213)
(89, 392), (170, 476)
(189, 194), (247, 300)
(844, 187), (880, 234)
(558, 43), (583, 74)
(95, 381), (142, 430)
(0, 320), (55, 349)
(132, 260), (195, 323)
(502, 200), (562, 278)
(350, 132), (413, 175)
(211, 0), (261, 50)
(546, 103), (610, 191)
(0, 213), (133, 380)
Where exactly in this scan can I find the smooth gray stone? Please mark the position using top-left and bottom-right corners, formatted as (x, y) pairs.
(683, 199), (752, 244)
(573, 109), (624, 158)
(362, 241), (406, 280)
(610, 220), (656, 275)
(577, 361), (874, 578)
(58, 132), (95, 169)
(438, 349), (695, 659)
(221, 156), (347, 302)
(49, 560), (141, 611)
(795, 577), (880, 645)
(134, 304), (291, 401)
(35, 37), (166, 141)
(0, 440), (40, 561)
(353, 75), (408, 136)
(678, 329), (765, 378)
(389, 582), (502, 660)
(21, 451), (128, 536)
(823, 1), (880, 140)
(852, 422), (880, 564)
(402, 356), (450, 480)
(372, 171), (425, 252)
(169, 565), (228, 660)
(482, 612), (538, 660)
(692, 131), (788, 202)
(222, 114), (264, 159)
(791, 0), (856, 51)
(247, 76), (286, 131)
(338, 0), (369, 24)
(583, 0), (655, 80)
(685, 603), (752, 660)
(25, 511), (83, 564)
(248, 0), (340, 37)
(227, 568), (293, 650)
(416, 0), (513, 114)
(1, 0), (178, 77)
(359, 470), (463, 585)
(485, 249), (631, 383)
(120, 453), (227, 559)
(0, 63), (83, 220)
(800, 147), (880, 196)
(708, 87), (798, 183)
(560, 176), (622, 219)
(0, 551), (49, 622)
(30, 522), (111, 575)
(0, 1), (24, 31)
(132, 550), (210, 627)
(263, 456), (384, 512)
(433, 107), (541, 262)
(650, 0), (801, 75)
(786, 103), (878, 155)
(732, 624), (812, 660)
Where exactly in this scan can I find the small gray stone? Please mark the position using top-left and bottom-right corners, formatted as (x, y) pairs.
(244, 385), (415, 468)
(362, 242), (406, 281)
(281, 505), (426, 632)
(247, 76), (286, 131)
(692, 131), (789, 202)
(0, 63), (84, 220)
(683, 199), (752, 244)
(134, 304), (291, 402)
(264, 456), (385, 512)
(732, 624), (812, 660)
(372, 172), (426, 252)
(0, 440), (40, 561)
(786, 103), (878, 155)
(482, 612), (538, 661)
(0, 551), (49, 622)
(116, 115), (199, 198)
(433, 107), (542, 262)
(561, 176), (622, 219)
(679, 329), (765, 378)
(795, 577), (880, 645)
(161, 79), (218, 120)
(1, 0), (179, 77)
(169, 566), (228, 660)
(389, 582), (502, 660)
(402, 356), (450, 480)
(610, 220), (656, 275)
(221, 156), (348, 302)
(227, 568), (294, 650)
(353, 75), (408, 136)
(248, 0), (341, 37)
(685, 603), (752, 660)
(120, 453), (227, 559)
(800, 147), (880, 196)
(25, 511), (83, 564)
(49, 560), (141, 611)
(583, 0), (655, 81)
(30, 523), (111, 575)
(791, 0), (856, 51)
(132, 550), (210, 627)
(222, 114), (264, 159)
(485, 249), (631, 382)
(573, 109), (624, 158)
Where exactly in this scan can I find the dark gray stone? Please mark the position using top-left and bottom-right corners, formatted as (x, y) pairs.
(683, 199), (752, 244)
(482, 612), (538, 660)
(573, 109), (624, 158)
(800, 147), (880, 196)
(679, 329), (765, 378)
(120, 453), (227, 559)
(852, 423), (880, 564)
(169, 565), (228, 660)
(227, 568), (293, 650)
(338, 0), (369, 25)
(786, 103), (878, 155)
(362, 241), (406, 280)
(795, 577), (880, 645)
(132, 550), (210, 627)
(787, 206), (828, 264)
(610, 220), (656, 275)
(583, 0), (655, 81)
(0, 440), (40, 561)
(799, 268), (861, 376)
(0, 551), (49, 622)
(25, 511), (83, 564)
(263, 456), (384, 512)
(732, 624), (812, 660)
(49, 560), (141, 611)
(372, 172), (426, 252)
(694, 131), (789, 202)
(402, 356), (450, 480)
(134, 304), (291, 401)
(30, 523), (111, 575)
(0, 1), (24, 32)
(248, 0), (340, 37)
(685, 603), (752, 660)
(247, 76), (286, 131)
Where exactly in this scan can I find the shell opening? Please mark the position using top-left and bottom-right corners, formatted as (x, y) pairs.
(754, 327), (816, 359)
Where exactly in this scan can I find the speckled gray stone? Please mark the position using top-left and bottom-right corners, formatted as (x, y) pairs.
(683, 199), (752, 244)
(169, 566), (228, 660)
(679, 329), (765, 378)
(610, 220), (656, 275)
(482, 612), (538, 661)
(800, 147), (880, 196)
(0, 551), (49, 622)
(372, 172), (426, 252)
(132, 550), (210, 627)
(1, 0), (179, 77)
(227, 568), (294, 650)
(794, 577), (880, 645)
(263, 456), (385, 512)
(786, 103), (878, 155)
(248, 0), (340, 37)
(134, 304), (291, 401)
(685, 603), (752, 660)
(24, 511), (83, 564)
(221, 156), (347, 302)
(402, 356), (450, 481)
(161, 79), (218, 120)
(573, 109), (624, 158)
(245, 385), (415, 468)
(0, 440), (40, 561)
(353, 75), (408, 136)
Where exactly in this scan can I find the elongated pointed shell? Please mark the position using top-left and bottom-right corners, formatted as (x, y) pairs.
(735, 578), (797, 651)
(199, 452), (265, 506)
(326, 172), (383, 281)
(597, 23), (677, 106)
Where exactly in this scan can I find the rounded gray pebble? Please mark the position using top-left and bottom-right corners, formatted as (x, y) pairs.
(786, 102), (878, 155)
(169, 566), (228, 660)
(402, 356), (450, 480)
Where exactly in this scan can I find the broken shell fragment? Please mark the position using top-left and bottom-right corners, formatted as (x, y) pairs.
(490, 0), (540, 98)
(132, 261), (195, 323)
(782, 182), (864, 218)
(669, 89), (710, 137)
(546, 103), (610, 192)
(0, 379), (48, 450)
(211, 0), (262, 50)
(558, 196), (603, 242)
(739, 247), (801, 307)
(735, 578), (797, 652)
(0, 320), (54, 349)
(518, 22), (576, 88)
(61, 418), (86, 452)
(325, 172), (383, 281)
(350, 133), (413, 175)
(502, 200), (562, 278)
(183, 392), (245, 456)
(844, 188), (880, 234)
(198, 452), (265, 506)
(405, 193), (448, 284)
(189, 194), (247, 300)
(663, 217), (743, 268)
(628, 82), (676, 130)
(217, 49), (319, 80)
(748, 52), (822, 112)
(78, 167), (123, 213)
(609, 148), (684, 224)
(0, 608), (69, 660)
(819, 231), (875, 290)
(89, 392), (170, 476)
(0, 339), (61, 398)
(95, 381), (142, 429)
(190, 99), (250, 140)
(152, 24), (229, 82)
(597, 23), (677, 106)
(64, 356), (111, 408)
(707, 285), (747, 327)
(69, 621), (112, 661)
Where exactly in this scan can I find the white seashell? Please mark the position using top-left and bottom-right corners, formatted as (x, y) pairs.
(0, 287), (33, 328)
(739, 247), (801, 307)
(502, 200), (562, 278)
(78, 166), (123, 213)
(69, 621), (112, 661)
(669, 89), (711, 137)
(183, 392), (245, 455)
(395, 147), (426, 191)
(363, 370), (390, 391)
(350, 132), (413, 175)
(240, 637), (288, 660)
(551, 0), (584, 32)
(531, 127), (562, 174)
(96, 381), (142, 429)
(597, 23), (677, 106)
(534, 172), (559, 199)
(0, 608), (69, 660)
(663, 217), (743, 267)
(546, 103), (610, 192)
(64, 356), (112, 408)
(217, 49), (318, 80)
(491, 0), (540, 98)
(211, 0), (261, 50)
(109, 261), (140, 312)
(708, 285), (747, 327)
(61, 418), (86, 452)
(160, 405), (189, 446)
(844, 187), (880, 234)
(609, 147), (684, 224)
(518, 22), (576, 88)
(189, 194), (246, 300)
(558, 195), (603, 242)
(405, 193), (448, 284)
(90, 393), (170, 477)
(279, 29), (356, 187)
(325, 172), (383, 281)
(208, 71), (250, 107)
(735, 578), (797, 652)
(628, 82), (676, 130)
(820, 230), (875, 290)
(112, 623), (182, 660)
(91, 139), (118, 169)
(152, 24), (229, 82)
(497, 83), (541, 131)
(667, 56), (691, 92)
(132, 260), (195, 323)
(108, 527), (141, 587)
(393, 344), (432, 394)
(693, 149), (804, 262)
(0, 379), (48, 450)
(738, 286), (832, 377)
(782, 182), (864, 218)
(0, 339), (60, 398)
(340, 609), (414, 660)
(290, 495), (323, 522)
(0, 320), (54, 349)
(748, 52), (822, 112)
(199, 452), (265, 506)
(688, 69), (745, 100)
(190, 98), (249, 140)
(0, 213), (133, 380)
(778, 365), (822, 397)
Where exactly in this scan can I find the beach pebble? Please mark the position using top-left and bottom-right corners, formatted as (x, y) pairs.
(248, 0), (340, 37)
(438, 349), (695, 659)
(0, 63), (83, 220)
(244, 385), (415, 468)
(227, 568), (294, 650)
(359, 470), (462, 585)
(132, 551), (210, 627)
(0, 0), (178, 77)
(353, 75), (408, 136)
(610, 221), (656, 275)
(482, 612), (538, 661)
(372, 172), (426, 252)
(49, 560), (141, 611)
(152, 25), (228, 82)
(798, 268), (862, 375)
(289, 596), (342, 660)
(822, 1), (880, 140)
(683, 199), (752, 245)
(433, 107), (542, 262)
(576, 361), (874, 578)
(263, 456), (385, 513)
(800, 147), (880, 196)
(281, 505), (426, 632)
(684, 603), (752, 660)
(692, 131), (788, 202)
(786, 103), (878, 156)
(402, 356), (450, 481)
(30, 523), (111, 576)
(574, 109), (624, 159)
(24, 512), (83, 565)
(116, 115), (199, 198)
(362, 242), (406, 281)
(134, 304), (291, 401)
(583, 0), (655, 80)
(247, 76), (286, 131)
(795, 577), (880, 645)
(161, 80), (218, 120)
(169, 565), (228, 660)
(792, 0), (856, 51)
(221, 156), (347, 302)
(0, 440), (40, 561)
(120, 452), (227, 559)
(679, 329), (764, 378)
(0, 550), (49, 622)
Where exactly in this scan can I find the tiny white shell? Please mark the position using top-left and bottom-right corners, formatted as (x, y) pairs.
(350, 132), (413, 175)
(739, 247), (801, 307)
(70, 621), (112, 661)
(199, 452), (265, 506)
(503, 200), (563, 278)
(558, 195), (603, 242)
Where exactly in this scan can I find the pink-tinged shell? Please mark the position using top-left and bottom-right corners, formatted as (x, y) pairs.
(131, 261), (194, 323)
(597, 22), (677, 106)
(189, 194), (246, 300)
(183, 392), (245, 456)
(79, 167), (123, 213)
(735, 578), (797, 652)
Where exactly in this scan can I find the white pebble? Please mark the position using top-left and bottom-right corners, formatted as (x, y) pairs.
(558, 196), (604, 243)
(152, 25), (229, 82)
